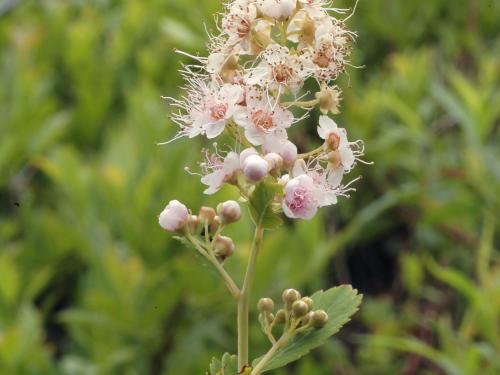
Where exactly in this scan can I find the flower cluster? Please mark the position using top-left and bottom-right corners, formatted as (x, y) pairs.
(164, 0), (364, 221)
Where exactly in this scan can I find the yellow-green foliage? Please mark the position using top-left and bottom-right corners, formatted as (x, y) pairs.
(0, 0), (499, 374)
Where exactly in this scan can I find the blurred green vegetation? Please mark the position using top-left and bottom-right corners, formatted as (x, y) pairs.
(0, 0), (499, 374)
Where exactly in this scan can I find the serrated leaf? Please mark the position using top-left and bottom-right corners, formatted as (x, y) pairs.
(248, 182), (283, 230)
(252, 285), (362, 372)
(208, 353), (238, 374)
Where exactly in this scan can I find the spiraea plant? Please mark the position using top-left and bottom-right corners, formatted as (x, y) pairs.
(159, 0), (365, 373)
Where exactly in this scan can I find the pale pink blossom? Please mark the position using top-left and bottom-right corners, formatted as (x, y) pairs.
(200, 151), (241, 194)
(168, 79), (243, 141)
(246, 44), (310, 92)
(234, 87), (294, 145)
(282, 174), (319, 219)
(159, 200), (190, 232)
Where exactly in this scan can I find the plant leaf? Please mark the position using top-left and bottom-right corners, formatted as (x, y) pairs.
(248, 182), (283, 230)
(252, 285), (362, 372)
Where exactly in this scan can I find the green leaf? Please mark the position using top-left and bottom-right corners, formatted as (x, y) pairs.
(248, 182), (283, 230)
(252, 285), (362, 372)
(208, 353), (238, 374)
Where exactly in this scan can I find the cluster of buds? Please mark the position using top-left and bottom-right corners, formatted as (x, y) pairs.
(159, 199), (242, 260)
(257, 288), (328, 343)
(163, 0), (366, 221)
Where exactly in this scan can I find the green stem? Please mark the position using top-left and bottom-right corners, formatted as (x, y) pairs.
(298, 145), (323, 159)
(281, 98), (319, 108)
(238, 225), (264, 369)
(251, 331), (291, 375)
(187, 234), (240, 299)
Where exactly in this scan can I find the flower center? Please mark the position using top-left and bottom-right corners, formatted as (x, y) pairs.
(313, 52), (330, 68)
(272, 64), (293, 83)
(251, 110), (274, 131)
(289, 187), (310, 210)
(210, 102), (228, 120)
(236, 17), (251, 37)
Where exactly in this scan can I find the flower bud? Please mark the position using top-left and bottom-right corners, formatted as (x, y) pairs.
(282, 288), (301, 310)
(239, 147), (258, 165)
(292, 300), (309, 318)
(311, 310), (329, 328)
(187, 214), (200, 233)
(213, 235), (235, 259)
(257, 298), (274, 313)
(278, 141), (297, 169)
(198, 206), (216, 224)
(315, 84), (341, 115)
(243, 154), (269, 182)
(273, 309), (287, 325)
(158, 200), (189, 233)
(264, 153), (283, 174)
(301, 297), (314, 311)
(217, 200), (241, 224)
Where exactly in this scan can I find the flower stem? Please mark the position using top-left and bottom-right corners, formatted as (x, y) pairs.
(238, 225), (264, 369)
(251, 331), (291, 375)
(187, 234), (240, 299)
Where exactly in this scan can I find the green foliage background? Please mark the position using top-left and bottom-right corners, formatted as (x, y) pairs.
(0, 0), (499, 374)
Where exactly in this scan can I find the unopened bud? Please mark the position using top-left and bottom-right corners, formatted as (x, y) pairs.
(187, 215), (200, 233)
(198, 206), (216, 224)
(311, 310), (328, 328)
(282, 288), (301, 310)
(279, 141), (297, 168)
(158, 200), (189, 233)
(301, 297), (314, 310)
(243, 154), (269, 182)
(257, 298), (274, 313)
(292, 300), (309, 318)
(274, 309), (286, 325)
(264, 153), (283, 174)
(213, 235), (235, 259)
(239, 147), (258, 165)
(217, 200), (241, 224)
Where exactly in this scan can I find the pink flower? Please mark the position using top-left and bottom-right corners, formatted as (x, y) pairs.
(200, 151), (240, 194)
(234, 87), (294, 145)
(168, 80), (243, 141)
(159, 200), (189, 232)
(246, 44), (309, 92)
(282, 174), (318, 220)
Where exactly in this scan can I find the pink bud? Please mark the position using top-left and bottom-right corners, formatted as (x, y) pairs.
(279, 141), (298, 168)
(264, 153), (283, 171)
(217, 200), (241, 224)
(243, 154), (269, 182)
(159, 200), (189, 232)
(239, 147), (258, 165)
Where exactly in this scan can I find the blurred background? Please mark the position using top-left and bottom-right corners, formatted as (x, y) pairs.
(0, 0), (499, 374)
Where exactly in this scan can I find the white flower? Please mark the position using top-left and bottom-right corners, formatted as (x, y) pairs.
(222, 0), (273, 54)
(291, 159), (338, 207)
(317, 115), (355, 187)
(259, 0), (296, 19)
(159, 200), (189, 232)
(200, 151), (241, 194)
(246, 44), (310, 92)
(303, 20), (353, 81)
(168, 79), (243, 141)
(234, 87), (294, 145)
(287, 3), (331, 48)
